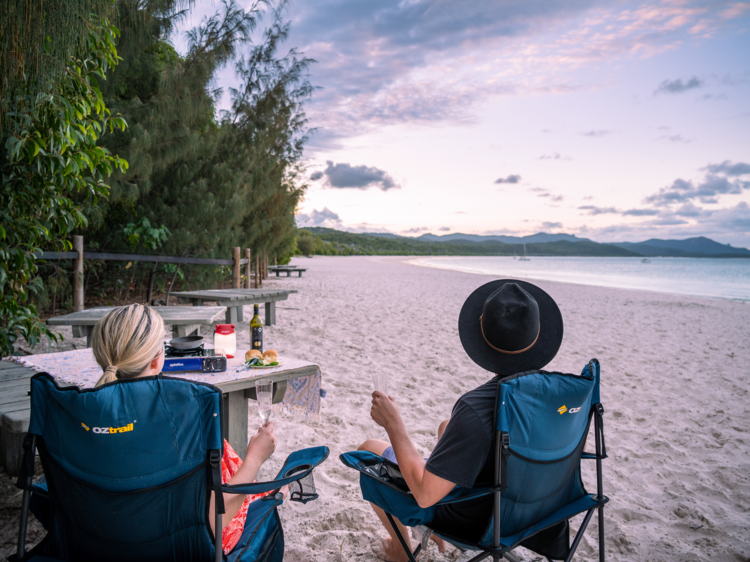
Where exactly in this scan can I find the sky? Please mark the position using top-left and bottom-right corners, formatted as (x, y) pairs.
(175, 0), (750, 247)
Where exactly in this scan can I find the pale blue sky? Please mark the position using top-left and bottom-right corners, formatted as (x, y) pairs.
(175, 0), (750, 247)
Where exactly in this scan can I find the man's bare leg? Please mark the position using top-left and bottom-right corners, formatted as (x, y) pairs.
(358, 439), (412, 561)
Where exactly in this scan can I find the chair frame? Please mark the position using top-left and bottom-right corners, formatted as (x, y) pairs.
(382, 402), (608, 562)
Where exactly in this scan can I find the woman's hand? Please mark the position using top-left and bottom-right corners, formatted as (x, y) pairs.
(370, 391), (402, 432)
(246, 421), (276, 463)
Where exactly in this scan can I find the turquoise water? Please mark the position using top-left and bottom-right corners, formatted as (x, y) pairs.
(411, 256), (750, 301)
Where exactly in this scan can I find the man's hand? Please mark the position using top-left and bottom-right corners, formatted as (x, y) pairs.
(246, 421), (276, 463)
(371, 391), (402, 432)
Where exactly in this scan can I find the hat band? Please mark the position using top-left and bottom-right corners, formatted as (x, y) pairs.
(479, 315), (540, 355)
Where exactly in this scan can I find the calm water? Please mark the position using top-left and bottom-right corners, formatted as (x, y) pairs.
(411, 256), (750, 301)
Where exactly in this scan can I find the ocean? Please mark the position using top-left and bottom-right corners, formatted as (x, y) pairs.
(411, 256), (750, 301)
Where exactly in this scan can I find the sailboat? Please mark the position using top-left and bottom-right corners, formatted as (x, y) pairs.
(518, 243), (530, 261)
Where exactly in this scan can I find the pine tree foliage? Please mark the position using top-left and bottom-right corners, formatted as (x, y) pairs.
(86, 0), (313, 271)
(0, 0), (118, 130)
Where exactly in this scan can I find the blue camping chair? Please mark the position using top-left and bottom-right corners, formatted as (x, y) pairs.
(11, 373), (329, 562)
(341, 359), (608, 562)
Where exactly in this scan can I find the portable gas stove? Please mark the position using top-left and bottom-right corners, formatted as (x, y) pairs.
(163, 341), (227, 373)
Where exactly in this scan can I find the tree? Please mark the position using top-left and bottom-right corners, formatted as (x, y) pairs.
(0, 0), (117, 129)
(87, 0), (313, 276)
(0, 20), (127, 355)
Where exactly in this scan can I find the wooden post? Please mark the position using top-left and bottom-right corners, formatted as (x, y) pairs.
(264, 256), (269, 279)
(244, 249), (252, 289)
(73, 235), (84, 311)
(232, 247), (241, 289)
(255, 255), (261, 288)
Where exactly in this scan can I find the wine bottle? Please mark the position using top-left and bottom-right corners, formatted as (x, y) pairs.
(250, 304), (264, 353)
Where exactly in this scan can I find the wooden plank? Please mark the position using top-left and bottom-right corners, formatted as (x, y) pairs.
(1, 408), (31, 433)
(0, 387), (30, 405)
(0, 361), (28, 371)
(0, 365), (35, 377)
(224, 391), (248, 461)
(212, 365), (318, 395)
(47, 306), (227, 326)
(0, 379), (33, 391)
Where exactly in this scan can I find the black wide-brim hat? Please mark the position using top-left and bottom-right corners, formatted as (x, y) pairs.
(458, 279), (563, 376)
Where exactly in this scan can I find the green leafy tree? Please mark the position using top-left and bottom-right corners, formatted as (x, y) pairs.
(0, 20), (127, 355)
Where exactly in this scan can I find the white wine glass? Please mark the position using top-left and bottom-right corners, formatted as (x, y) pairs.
(255, 379), (273, 426)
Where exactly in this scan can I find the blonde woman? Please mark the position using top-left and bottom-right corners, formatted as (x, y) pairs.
(91, 303), (277, 554)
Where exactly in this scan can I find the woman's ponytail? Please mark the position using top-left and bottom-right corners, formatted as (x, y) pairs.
(91, 304), (166, 387)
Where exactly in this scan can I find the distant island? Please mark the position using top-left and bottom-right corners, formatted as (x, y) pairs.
(298, 228), (750, 258)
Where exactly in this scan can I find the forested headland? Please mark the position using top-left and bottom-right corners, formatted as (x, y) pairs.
(1, 0), (312, 354)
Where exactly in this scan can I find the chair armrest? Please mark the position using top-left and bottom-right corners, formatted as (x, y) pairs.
(223, 446), (329, 497)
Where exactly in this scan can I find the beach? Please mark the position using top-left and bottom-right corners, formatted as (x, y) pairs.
(6, 255), (750, 561)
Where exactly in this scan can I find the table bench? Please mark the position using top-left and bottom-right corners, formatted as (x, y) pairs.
(172, 289), (297, 325)
(268, 267), (307, 278)
(0, 361), (34, 475)
(0, 355), (320, 475)
(47, 306), (227, 347)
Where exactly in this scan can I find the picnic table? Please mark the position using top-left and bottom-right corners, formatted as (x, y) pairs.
(0, 350), (321, 474)
(268, 266), (307, 278)
(172, 289), (297, 325)
(47, 306), (227, 347)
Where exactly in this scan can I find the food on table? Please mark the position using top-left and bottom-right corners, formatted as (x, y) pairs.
(262, 349), (278, 362)
(245, 349), (263, 361)
(242, 348), (279, 368)
(250, 304), (264, 353)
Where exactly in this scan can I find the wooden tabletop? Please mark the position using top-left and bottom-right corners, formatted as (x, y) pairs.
(171, 289), (297, 302)
(46, 306), (227, 327)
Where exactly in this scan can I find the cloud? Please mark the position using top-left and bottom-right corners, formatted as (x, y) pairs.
(310, 171), (324, 181)
(403, 226), (428, 234)
(531, 187), (564, 202)
(494, 174), (521, 184)
(439, 226), (451, 232)
(537, 153), (571, 160)
(541, 221), (563, 230)
(578, 205), (618, 215)
(622, 208), (660, 216)
(580, 130), (612, 137)
(644, 165), (750, 205)
(318, 161), (399, 190)
(654, 76), (703, 95)
(703, 161), (750, 177)
(295, 207), (343, 228)
(658, 134), (692, 143)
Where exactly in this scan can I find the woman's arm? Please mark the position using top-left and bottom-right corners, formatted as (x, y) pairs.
(371, 391), (455, 508)
(209, 422), (277, 534)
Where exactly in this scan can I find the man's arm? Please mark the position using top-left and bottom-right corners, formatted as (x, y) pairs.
(371, 391), (455, 508)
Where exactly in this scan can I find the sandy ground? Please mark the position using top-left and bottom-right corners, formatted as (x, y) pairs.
(2, 255), (749, 561)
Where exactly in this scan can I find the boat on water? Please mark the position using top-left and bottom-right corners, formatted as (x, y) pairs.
(641, 258), (651, 263)
(518, 243), (530, 261)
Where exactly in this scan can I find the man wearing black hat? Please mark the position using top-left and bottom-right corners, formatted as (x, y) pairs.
(360, 280), (563, 562)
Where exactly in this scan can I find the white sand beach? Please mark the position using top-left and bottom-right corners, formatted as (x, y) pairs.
(12, 255), (750, 561)
(246, 256), (750, 562)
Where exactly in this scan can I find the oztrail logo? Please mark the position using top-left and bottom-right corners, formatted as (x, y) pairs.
(82, 422), (135, 434)
(557, 405), (582, 415)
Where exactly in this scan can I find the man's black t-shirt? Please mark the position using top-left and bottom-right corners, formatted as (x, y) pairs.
(424, 376), (500, 542)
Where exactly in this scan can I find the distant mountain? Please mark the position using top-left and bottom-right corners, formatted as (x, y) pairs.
(303, 228), (637, 257)
(417, 232), (591, 244)
(613, 237), (750, 257)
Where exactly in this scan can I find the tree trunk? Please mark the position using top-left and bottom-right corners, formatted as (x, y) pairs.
(146, 261), (158, 305)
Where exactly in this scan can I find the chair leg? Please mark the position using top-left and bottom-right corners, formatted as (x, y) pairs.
(564, 509), (595, 562)
(599, 506), (604, 562)
(502, 551), (522, 562)
(385, 513), (420, 562)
